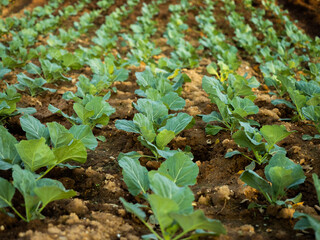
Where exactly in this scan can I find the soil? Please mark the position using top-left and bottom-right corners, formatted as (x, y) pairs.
(0, 0), (320, 239)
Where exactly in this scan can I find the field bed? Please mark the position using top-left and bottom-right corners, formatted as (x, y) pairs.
(0, 0), (320, 239)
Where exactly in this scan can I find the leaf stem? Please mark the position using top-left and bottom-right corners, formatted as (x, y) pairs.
(36, 165), (56, 181)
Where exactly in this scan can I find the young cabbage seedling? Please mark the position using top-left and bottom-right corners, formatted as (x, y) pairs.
(118, 152), (226, 239)
(240, 153), (305, 206)
(294, 174), (320, 239)
(116, 99), (194, 160)
(226, 124), (293, 164)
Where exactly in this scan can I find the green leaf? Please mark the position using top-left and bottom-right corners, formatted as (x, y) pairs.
(135, 67), (155, 88)
(120, 197), (146, 220)
(294, 212), (320, 239)
(0, 177), (15, 208)
(161, 92), (185, 110)
(118, 157), (149, 196)
(34, 184), (76, 209)
(115, 120), (140, 134)
(53, 139), (87, 164)
(20, 115), (49, 141)
(133, 99), (168, 125)
(15, 138), (56, 172)
(47, 122), (74, 148)
(260, 125), (292, 149)
(159, 113), (193, 135)
(156, 129), (175, 150)
(232, 130), (265, 152)
(133, 113), (156, 142)
(149, 173), (194, 214)
(73, 103), (94, 124)
(224, 150), (242, 158)
(0, 126), (20, 168)
(171, 210), (226, 235)
(231, 97), (259, 117)
(201, 111), (222, 123)
(156, 152), (198, 186)
(61, 53), (81, 69)
(25, 62), (41, 75)
(240, 170), (272, 199)
(12, 165), (40, 221)
(265, 154), (305, 198)
(148, 194), (179, 229)
(313, 174), (320, 206)
(69, 125), (98, 150)
(205, 125), (224, 135)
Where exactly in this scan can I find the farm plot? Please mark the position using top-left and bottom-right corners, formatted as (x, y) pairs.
(0, 0), (320, 239)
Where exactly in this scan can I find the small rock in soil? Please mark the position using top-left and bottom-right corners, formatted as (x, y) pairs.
(211, 185), (233, 204)
(277, 208), (295, 219)
(237, 224), (255, 237)
(65, 213), (81, 225)
(198, 195), (210, 205)
(65, 198), (89, 216)
(104, 180), (121, 193)
(146, 161), (161, 170)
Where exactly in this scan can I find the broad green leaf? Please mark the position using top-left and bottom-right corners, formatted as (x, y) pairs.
(48, 104), (77, 123)
(294, 212), (320, 240)
(114, 68), (129, 82)
(145, 88), (161, 101)
(0, 126), (20, 168)
(171, 210), (226, 235)
(73, 103), (94, 124)
(120, 197), (146, 220)
(25, 62), (41, 75)
(118, 151), (142, 161)
(260, 125), (292, 148)
(156, 152), (198, 186)
(271, 99), (295, 109)
(53, 139), (87, 164)
(313, 174), (320, 206)
(15, 138), (56, 172)
(240, 170), (272, 198)
(201, 111), (222, 123)
(115, 120), (140, 133)
(133, 113), (156, 142)
(149, 173), (194, 214)
(0, 177), (15, 208)
(148, 194), (179, 229)
(34, 185), (76, 209)
(231, 97), (259, 117)
(265, 154), (305, 197)
(12, 165), (40, 221)
(61, 53), (81, 69)
(205, 125), (224, 135)
(161, 92), (185, 110)
(133, 99), (168, 125)
(119, 156), (149, 196)
(85, 96), (115, 120)
(69, 125), (98, 150)
(159, 113), (193, 135)
(47, 122), (74, 148)
(20, 115), (49, 141)
(156, 129), (175, 150)
(135, 67), (155, 88)
(232, 130), (265, 152)
(302, 106), (320, 122)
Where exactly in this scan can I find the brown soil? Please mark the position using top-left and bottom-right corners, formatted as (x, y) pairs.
(0, 0), (320, 240)
(278, 0), (320, 37)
